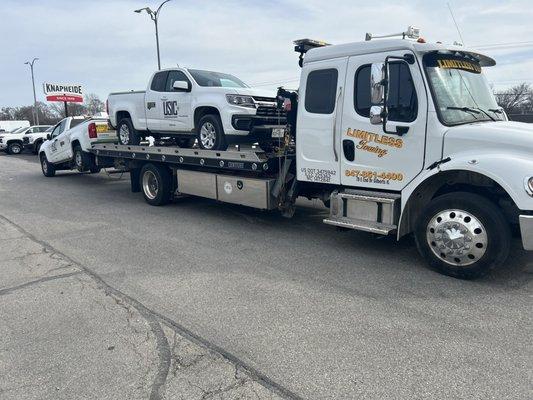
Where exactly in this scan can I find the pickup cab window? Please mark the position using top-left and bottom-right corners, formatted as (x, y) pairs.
(165, 71), (191, 92)
(354, 62), (418, 122)
(188, 69), (248, 88)
(151, 71), (168, 92)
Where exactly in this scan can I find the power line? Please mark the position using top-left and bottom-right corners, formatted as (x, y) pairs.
(473, 41), (533, 50)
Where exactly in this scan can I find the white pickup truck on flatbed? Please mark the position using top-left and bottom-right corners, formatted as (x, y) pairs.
(107, 68), (283, 151)
(39, 115), (115, 176)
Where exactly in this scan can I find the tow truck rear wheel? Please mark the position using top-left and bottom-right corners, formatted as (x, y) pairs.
(197, 115), (227, 151)
(7, 142), (23, 155)
(414, 192), (511, 279)
(117, 118), (141, 146)
(40, 153), (56, 177)
(140, 163), (172, 206)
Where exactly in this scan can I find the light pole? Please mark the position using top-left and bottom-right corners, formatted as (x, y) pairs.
(24, 58), (39, 125)
(135, 0), (172, 70)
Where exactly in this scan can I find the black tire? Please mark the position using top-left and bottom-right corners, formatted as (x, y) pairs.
(196, 114), (227, 150)
(73, 145), (89, 172)
(176, 137), (196, 148)
(7, 142), (23, 155)
(40, 153), (56, 177)
(414, 192), (511, 279)
(117, 118), (141, 146)
(140, 163), (172, 206)
(32, 140), (42, 155)
(89, 165), (101, 174)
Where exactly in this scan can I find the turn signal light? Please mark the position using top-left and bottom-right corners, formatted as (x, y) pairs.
(88, 122), (97, 139)
(283, 98), (292, 112)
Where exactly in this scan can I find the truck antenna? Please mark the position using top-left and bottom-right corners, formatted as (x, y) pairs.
(447, 2), (466, 46)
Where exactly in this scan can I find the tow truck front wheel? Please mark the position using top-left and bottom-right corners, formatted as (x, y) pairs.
(140, 163), (172, 206)
(40, 153), (56, 177)
(117, 118), (141, 146)
(414, 192), (511, 279)
(197, 115), (227, 151)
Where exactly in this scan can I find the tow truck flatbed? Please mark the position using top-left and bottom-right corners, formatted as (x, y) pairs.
(90, 143), (293, 174)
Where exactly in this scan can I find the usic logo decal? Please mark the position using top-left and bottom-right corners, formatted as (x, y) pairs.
(163, 101), (178, 117)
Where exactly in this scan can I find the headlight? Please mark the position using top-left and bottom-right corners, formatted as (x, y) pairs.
(526, 177), (533, 196)
(226, 94), (256, 108)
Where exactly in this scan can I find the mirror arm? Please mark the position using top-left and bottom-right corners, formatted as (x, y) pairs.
(380, 54), (414, 136)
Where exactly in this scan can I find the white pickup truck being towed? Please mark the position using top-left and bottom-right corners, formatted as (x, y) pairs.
(39, 115), (115, 177)
(107, 68), (283, 150)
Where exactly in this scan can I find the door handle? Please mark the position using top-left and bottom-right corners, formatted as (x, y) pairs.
(332, 86), (343, 162)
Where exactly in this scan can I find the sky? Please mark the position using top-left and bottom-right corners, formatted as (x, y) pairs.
(1, 0), (533, 107)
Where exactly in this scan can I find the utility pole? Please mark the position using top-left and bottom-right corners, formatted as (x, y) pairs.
(134, 0), (172, 70)
(24, 58), (39, 125)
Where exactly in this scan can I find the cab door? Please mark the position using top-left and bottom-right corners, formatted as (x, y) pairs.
(296, 58), (348, 185)
(340, 51), (427, 191)
(160, 70), (193, 133)
(144, 71), (168, 131)
(48, 119), (67, 163)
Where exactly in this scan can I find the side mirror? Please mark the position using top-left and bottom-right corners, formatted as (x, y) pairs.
(370, 63), (385, 104)
(46, 134), (51, 141)
(370, 63), (386, 126)
(370, 106), (384, 125)
(173, 81), (190, 92)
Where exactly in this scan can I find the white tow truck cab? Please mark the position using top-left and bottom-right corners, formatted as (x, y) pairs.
(107, 68), (282, 151)
(88, 27), (532, 279)
(39, 115), (115, 177)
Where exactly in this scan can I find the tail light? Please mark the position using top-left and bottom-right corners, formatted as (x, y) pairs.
(88, 122), (97, 139)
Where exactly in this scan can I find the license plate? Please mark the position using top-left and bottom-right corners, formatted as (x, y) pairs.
(96, 124), (109, 134)
(272, 128), (285, 138)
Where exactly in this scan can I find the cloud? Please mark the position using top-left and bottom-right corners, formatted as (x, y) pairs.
(0, 0), (531, 107)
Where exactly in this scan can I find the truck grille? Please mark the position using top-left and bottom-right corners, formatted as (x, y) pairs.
(23, 137), (30, 144)
(252, 96), (276, 103)
(256, 105), (287, 118)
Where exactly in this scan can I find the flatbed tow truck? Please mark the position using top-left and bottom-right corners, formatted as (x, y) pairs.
(89, 28), (533, 279)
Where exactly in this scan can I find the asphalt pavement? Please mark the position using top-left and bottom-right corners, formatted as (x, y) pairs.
(0, 152), (531, 399)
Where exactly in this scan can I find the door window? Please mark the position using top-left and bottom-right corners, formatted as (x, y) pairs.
(354, 62), (418, 122)
(305, 69), (338, 114)
(165, 71), (191, 92)
(150, 71), (168, 92)
(52, 120), (67, 137)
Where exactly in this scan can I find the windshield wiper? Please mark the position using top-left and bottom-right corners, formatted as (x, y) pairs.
(472, 107), (496, 121)
(446, 106), (481, 119)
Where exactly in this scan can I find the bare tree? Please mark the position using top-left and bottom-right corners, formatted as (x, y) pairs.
(494, 83), (532, 114)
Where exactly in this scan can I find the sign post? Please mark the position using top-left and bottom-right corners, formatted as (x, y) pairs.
(43, 82), (84, 117)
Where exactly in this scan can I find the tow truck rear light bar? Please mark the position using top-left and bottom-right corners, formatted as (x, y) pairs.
(294, 38), (331, 67)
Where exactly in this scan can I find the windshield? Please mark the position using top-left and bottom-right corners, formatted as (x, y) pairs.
(9, 127), (27, 134)
(188, 69), (249, 88)
(44, 126), (54, 132)
(424, 53), (504, 125)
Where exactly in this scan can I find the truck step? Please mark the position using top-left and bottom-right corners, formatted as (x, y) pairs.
(338, 189), (401, 204)
(323, 217), (397, 235)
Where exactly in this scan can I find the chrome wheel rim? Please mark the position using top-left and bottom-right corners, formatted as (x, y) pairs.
(75, 151), (82, 167)
(200, 122), (216, 149)
(41, 157), (48, 173)
(12, 144), (21, 154)
(426, 209), (488, 266)
(142, 170), (159, 200)
(119, 125), (130, 144)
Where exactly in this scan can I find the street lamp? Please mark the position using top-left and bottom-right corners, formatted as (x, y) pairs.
(24, 58), (39, 125)
(135, 0), (172, 70)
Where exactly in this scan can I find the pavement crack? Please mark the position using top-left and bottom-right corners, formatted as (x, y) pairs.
(0, 214), (303, 400)
(0, 271), (83, 297)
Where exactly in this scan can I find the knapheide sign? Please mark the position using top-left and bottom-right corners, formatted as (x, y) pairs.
(43, 82), (84, 103)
